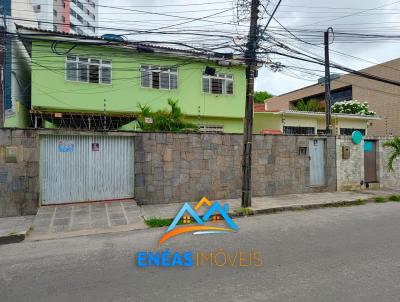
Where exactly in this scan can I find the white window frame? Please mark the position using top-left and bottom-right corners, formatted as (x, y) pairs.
(65, 56), (112, 85)
(140, 65), (178, 90)
(202, 73), (234, 95)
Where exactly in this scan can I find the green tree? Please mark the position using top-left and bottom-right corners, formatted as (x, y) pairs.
(254, 91), (273, 103)
(292, 99), (323, 112)
(383, 137), (400, 172)
(137, 99), (198, 132)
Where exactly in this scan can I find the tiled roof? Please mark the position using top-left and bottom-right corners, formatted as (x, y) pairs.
(15, 24), (242, 61)
(254, 103), (266, 112)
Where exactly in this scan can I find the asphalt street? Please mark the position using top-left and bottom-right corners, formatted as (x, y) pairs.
(1, 202), (400, 302)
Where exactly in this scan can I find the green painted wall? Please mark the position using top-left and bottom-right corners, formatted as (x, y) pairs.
(186, 116), (244, 133)
(253, 112), (282, 133)
(4, 101), (30, 128)
(31, 42), (246, 132)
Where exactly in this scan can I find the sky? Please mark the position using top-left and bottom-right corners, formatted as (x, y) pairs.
(98, 0), (400, 96)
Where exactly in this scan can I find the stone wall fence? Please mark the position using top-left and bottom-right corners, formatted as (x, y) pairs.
(134, 133), (337, 205)
(0, 128), (39, 216)
(1, 127), (399, 218)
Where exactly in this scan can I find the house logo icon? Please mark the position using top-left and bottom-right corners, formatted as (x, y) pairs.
(158, 197), (239, 245)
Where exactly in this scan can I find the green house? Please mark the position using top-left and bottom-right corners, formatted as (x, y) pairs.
(11, 25), (247, 133)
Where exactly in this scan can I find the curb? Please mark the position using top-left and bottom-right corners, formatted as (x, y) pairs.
(0, 231), (27, 245)
(232, 198), (374, 218)
(144, 198), (375, 224)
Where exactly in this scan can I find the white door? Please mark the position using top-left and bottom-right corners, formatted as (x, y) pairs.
(40, 135), (134, 205)
(309, 139), (326, 186)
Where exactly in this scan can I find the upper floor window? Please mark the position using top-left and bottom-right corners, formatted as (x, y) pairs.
(140, 65), (178, 90)
(66, 56), (112, 84)
(202, 73), (233, 95)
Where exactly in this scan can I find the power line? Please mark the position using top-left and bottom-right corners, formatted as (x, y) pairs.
(261, 49), (400, 87)
(12, 0), (231, 8)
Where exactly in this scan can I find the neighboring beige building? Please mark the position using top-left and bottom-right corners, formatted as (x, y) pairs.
(253, 109), (380, 135)
(266, 58), (400, 136)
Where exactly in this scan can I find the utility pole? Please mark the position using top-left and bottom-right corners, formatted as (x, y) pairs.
(241, 0), (260, 208)
(324, 28), (333, 134)
(0, 4), (7, 128)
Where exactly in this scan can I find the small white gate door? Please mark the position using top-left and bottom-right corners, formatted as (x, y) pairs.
(309, 139), (326, 186)
(40, 135), (134, 205)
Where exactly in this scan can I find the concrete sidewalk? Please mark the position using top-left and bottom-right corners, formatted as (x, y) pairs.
(28, 200), (147, 241)
(140, 189), (400, 220)
(0, 216), (34, 244)
(2, 189), (400, 243)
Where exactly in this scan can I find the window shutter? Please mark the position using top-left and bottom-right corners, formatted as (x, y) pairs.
(141, 66), (151, 87)
(66, 62), (77, 81)
(202, 76), (210, 93)
(101, 66), (111, 84)
(78, 62), (88, 82)
(226, 79), (233, 94)
(170, 73), (177, 89)
(160, 71), (170, 89)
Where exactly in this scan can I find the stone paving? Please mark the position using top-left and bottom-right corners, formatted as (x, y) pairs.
(29, 200), (146, 241)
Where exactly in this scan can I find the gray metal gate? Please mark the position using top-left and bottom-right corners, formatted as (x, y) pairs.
(40, 135), (134, 205)
(309, 139), (326, 186)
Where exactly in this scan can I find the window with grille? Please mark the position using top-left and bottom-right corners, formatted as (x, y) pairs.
(202, 73), (233, 95)
(66, 56), (112, 84)
(199, 125), (224, 133)
(140, 65), (178, 90)
(340, 128), (366, 136)
(283, 126), (315, 135)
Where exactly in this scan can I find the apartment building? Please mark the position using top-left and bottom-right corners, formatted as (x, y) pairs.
(32, 0), (98, 35)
